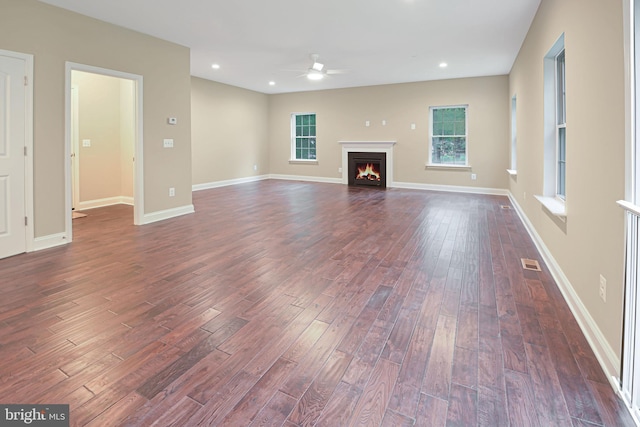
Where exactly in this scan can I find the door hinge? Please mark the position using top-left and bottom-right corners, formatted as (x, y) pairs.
(25, 216), (28, 226)
(24, 75), (28, 86)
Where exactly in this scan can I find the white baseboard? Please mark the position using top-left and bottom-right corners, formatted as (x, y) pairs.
(32, 232), (68, 252)
(192, 175), (269, 192)
(268, 174), (342, 185)
(508, 192), (621, 387)
(142, 204), (195, 225)
(76, 196), (133, 210)
(392, 181), (508, 196)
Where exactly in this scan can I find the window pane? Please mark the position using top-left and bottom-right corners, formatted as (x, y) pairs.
(454, 108), (465, 121)
(433, 109), (442, 122)
(454, 120), (465, 135)
(432, 136), (466, 165)
(433, 122), (443, 135)
(310, 115), (315, 125)
(296, 115), (302, 126)
(296, 148), (302, 159)
(557, 127), (566, 197)
(443, 122), (454, 136)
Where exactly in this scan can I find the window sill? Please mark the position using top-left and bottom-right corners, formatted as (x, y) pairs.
(618, 200), (640, 216)
(534, 195), (567, 218)
(507, 169), (517, 177)
(289, 159), (319, 165)
(425, 163), (472, 171)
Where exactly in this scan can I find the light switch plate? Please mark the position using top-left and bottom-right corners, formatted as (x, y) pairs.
(163, 139), (174, 148)
(82, 139), (91, 147)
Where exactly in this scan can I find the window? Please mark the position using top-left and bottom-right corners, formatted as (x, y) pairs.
(291, 113), (316, 160)
(429, 105), (468, 166)
(556, 49), (566, 199)
(538, 33), (566, 216)
(510, 95), (517, 172)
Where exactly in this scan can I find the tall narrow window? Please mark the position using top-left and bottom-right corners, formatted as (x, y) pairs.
(510, 95), (517, 172)
(429, 105), (468, 166)
(556, 50), (567, 199)
(291, 113), (316, 160)
(538, 33), (566, 216)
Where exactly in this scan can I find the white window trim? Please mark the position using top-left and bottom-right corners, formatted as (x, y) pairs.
(510, 94), (517, 174)
(428, 104), (469, 167)
(290, 112), (317, 162)
(537, 33), (566, 218)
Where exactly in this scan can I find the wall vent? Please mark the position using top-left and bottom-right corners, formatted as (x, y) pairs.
(521, 258), (542, 271)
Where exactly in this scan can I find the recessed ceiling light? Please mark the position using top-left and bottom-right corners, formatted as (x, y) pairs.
(269, 81), (275, 86)
(211, 64), (220, 70)
(439, 62), (448, 68)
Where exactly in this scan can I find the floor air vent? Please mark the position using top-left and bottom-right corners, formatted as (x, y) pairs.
(500, 205), (512, 210)
(521, 258), (542, 271)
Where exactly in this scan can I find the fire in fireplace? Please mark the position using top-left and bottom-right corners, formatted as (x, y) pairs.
(348, 152), (386, 188)
(356, 163), (381, 182)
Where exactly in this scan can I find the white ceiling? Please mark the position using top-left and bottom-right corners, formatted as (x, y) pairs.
(38, 0), (540, 94)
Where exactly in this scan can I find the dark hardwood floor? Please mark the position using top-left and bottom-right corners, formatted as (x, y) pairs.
(0, 180), (635, 426)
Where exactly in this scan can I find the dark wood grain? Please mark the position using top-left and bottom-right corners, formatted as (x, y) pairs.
(0, 181), (632, 426)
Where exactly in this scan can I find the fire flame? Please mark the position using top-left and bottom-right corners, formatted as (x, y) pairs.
(356, 163), (381, 181)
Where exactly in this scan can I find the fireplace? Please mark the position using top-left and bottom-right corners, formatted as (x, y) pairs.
(348, 152), (386, 188)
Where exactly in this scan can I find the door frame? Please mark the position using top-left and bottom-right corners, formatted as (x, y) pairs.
(0, 49), (34, 253)
(64, 62), (144, 241)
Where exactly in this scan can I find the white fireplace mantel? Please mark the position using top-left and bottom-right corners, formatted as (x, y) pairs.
(339, 141), (396, 186)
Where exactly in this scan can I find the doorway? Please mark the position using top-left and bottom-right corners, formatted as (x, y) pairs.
(65, 63), (144, 242)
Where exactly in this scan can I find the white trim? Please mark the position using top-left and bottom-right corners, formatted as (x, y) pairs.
(192, 174), (506, 196)
(0, 49), (34, 253)
(428, 104), (469, 167)
(425, 163), (473, 171)
(339, 141), (396, 187)
(268, 174), (342, 185)
(392, 181), (508, 196)
(618, 199), (640, 217)
(509, 192), (621, 388)
(192, 175), (269, 192)
(33, 232), (68, 251)
(65, 62), (144, 242)
(507, 169), (518, 176)
(289, 159), (319, 165)
(534, 195), (567, 218)
(142, 204), (195, 225)
(76, 196), (134, 210)
(291, 112), (317, 161)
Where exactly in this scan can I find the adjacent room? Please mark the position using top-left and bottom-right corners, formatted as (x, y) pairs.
(0, 0), (639, 425)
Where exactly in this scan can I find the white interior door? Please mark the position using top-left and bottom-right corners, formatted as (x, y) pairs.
(0, 54), (26, 259)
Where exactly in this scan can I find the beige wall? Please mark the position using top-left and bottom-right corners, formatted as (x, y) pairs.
(267, 76), (509, 190)
(191, 77), (269, 185)
(509, 0), (626, 361)
(0, 0), (192, 237)
(73, 71), (134, 203)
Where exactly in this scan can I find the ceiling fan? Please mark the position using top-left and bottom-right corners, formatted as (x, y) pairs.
(296, 54), (347, 80)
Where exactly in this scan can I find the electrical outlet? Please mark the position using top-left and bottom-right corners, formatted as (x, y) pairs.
(599, 274), (607, 302)
(169, 187), (175, 197)
(163, 139), (174, 148)
(338, 167), (343, 173)
(471, 173), (477, 180)
(253, 164), (258, 171)
(82, 139), (91, 147)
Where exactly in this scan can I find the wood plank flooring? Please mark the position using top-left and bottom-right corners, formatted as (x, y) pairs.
(0, 180), (634, 426)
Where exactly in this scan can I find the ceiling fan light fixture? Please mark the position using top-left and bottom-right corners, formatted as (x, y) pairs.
(307, 70), (324, 80)
(311, 61), (324, 72)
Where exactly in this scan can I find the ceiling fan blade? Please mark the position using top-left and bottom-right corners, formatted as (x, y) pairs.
(326, 69), (348, 75)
